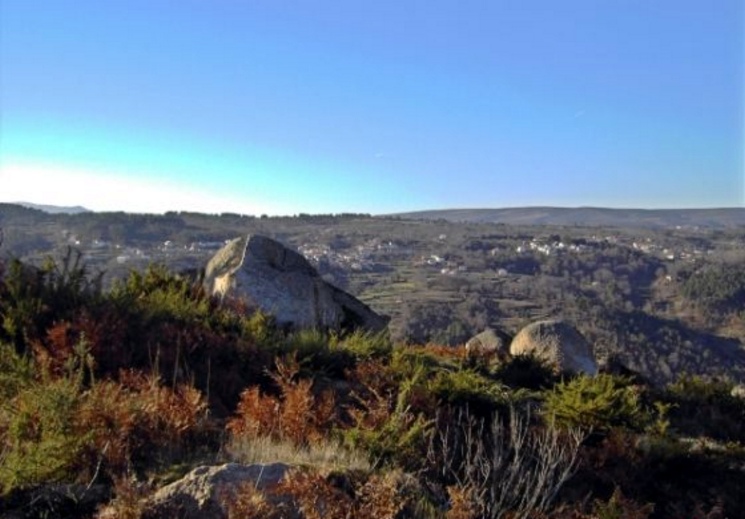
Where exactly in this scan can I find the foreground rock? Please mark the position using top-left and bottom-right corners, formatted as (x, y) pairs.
(204, 235), (389, 332)
(510, 320), (597, 375)
(465, 327), (512, 360)
(146, 463), (289, 519)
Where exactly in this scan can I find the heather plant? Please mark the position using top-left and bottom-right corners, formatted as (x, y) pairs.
(391, 344), (454, 378)
(274, 328), (361, 379)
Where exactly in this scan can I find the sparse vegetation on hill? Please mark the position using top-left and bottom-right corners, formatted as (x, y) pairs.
(3, 203), (744, 387)
(1, 249), (744, 518)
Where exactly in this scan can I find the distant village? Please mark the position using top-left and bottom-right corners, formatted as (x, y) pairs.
(59, 225), (719, 284)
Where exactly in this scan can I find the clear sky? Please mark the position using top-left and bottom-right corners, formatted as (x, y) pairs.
(1, 1), (743, 215)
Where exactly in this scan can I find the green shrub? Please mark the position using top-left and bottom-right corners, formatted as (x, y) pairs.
(278, 329), (355, 379)
(543, 374), (649, 432)
(428, 369), (507, 409)
(0, 342), (33, 400)
(334, 330), (392, 361)
(0, 375), (88, 495)
(592, 488), (654, 519)
(390, 345), (445, 382)
(662, 375), (745, 441)
(0, 250), (102, 355)
(344, 368), (433, 470)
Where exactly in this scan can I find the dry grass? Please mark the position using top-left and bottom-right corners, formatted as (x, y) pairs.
(226, 434), (370, 472)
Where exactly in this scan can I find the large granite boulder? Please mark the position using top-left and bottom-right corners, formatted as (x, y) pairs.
(145, 463), (289, 519)
(510, 320), (597, 375)
(465, 327), (513, 360)
(204, 235), (389, 332)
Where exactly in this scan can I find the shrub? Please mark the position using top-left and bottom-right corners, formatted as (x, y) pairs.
(224, 480), (281, 519)
(334, 329), (392, 361)
(543, 374), (649, 432)
(662, 375), (745, 441)
(277, 329), (355, 379)
(428, 369), (507, 410)
(592, 488), (654, 519)
(77, 370), (209, 476)
(0, 374), (88, 494)
(428, 406), (584, 519)
(0, 250), (102, 356)
(0, 341), (33, 400)
(345, 368), (433, 470)
(227, 356), (338, 446)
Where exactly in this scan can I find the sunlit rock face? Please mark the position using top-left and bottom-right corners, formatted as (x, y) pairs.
(204, 235), (389, 332)
(146, 463), (289, 519)
(465, 327), (513, 360)
(510, 320), (597, 375)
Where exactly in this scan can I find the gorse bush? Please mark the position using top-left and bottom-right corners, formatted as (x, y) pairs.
(0, 356), (210, 496)
(345, 366), (433, 470)
(0, 341), (33, 400)
(334, 329), (392, 360)
(662, 375), (745, 442)
(543, 374), (649, 432)
(428, 369), (507, 410)
(0, 250), (102, 356)
(0, 371), (88, 495)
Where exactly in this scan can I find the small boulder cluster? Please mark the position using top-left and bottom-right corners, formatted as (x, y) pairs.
(466, 319), (598, 376)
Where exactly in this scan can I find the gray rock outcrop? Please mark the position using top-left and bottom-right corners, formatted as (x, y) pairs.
(510, 320), (597, 375)
(146, 463), (289, 519)
(203, 235), (389, 332)
(465, 327), (512, 360)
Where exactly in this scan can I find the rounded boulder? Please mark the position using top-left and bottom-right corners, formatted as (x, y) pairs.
(510, 320), (597, 375)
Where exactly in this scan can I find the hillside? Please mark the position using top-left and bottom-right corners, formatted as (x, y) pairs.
(1, 251), (745, 518)
(1, 202), (745, 386)
(393, 207), (745, 229)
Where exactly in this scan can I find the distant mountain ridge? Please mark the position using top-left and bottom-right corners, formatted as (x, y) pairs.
(13, 202), (91, 215)
(392, 207), (745, 229)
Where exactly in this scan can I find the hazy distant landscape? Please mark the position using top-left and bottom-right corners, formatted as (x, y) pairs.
(396, 207), (745, 229)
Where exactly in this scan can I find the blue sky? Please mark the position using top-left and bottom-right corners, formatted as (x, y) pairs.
(1, 1), (743, 214)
